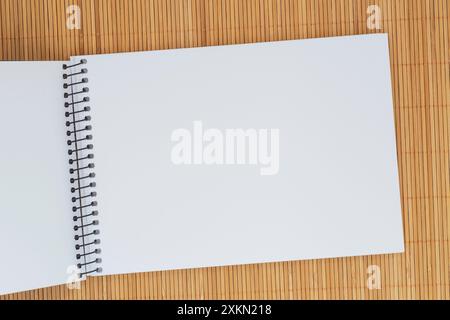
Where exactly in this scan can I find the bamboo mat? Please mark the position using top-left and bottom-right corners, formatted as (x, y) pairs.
(0, 0), (449, 300)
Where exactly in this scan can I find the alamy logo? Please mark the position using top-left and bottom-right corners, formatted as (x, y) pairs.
(171, 121), (280, 175)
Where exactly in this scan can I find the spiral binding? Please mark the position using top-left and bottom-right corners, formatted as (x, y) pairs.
(63, 59), (102, 278)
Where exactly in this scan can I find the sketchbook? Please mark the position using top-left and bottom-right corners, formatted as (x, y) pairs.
(0, 34), (404, 295)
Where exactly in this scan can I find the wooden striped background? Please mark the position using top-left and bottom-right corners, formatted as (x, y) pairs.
(0, 0), (449, 300)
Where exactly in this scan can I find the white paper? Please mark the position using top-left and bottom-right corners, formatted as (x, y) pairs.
(0, 62), (76, 295)
(75, 34), (404, 276)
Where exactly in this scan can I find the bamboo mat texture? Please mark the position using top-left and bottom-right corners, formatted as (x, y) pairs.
(0, 0), (449, 300)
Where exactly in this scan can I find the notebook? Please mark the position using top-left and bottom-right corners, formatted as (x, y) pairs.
(0, 34), (404, 295)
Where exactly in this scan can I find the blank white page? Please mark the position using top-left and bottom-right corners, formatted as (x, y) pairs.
(78, 34), (404, 276)
(0, 62), (75, 294)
